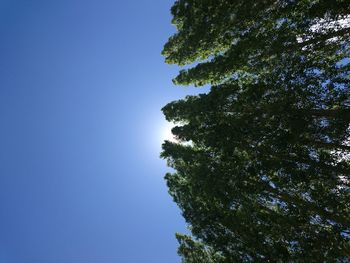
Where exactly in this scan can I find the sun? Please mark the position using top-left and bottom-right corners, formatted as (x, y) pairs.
(160, 121), (177, 143)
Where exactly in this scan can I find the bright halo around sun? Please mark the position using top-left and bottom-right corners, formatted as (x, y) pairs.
(160, 121), (178, 143)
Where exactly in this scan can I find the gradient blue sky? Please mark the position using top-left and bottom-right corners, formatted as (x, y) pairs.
(0, 1), (202, 262)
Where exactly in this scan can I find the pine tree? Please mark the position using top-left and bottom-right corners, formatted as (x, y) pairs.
(162, 0), (350, 261)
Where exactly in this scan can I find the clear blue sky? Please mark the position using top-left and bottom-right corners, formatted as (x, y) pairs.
(0, 1), (201, 262)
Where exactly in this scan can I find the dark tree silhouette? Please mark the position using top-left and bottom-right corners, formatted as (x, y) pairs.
(162, 0), (350, 261)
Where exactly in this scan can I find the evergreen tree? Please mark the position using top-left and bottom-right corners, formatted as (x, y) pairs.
(162, 0), (350, 261)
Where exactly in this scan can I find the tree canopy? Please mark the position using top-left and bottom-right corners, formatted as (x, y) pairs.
(161, 0), (350, 261)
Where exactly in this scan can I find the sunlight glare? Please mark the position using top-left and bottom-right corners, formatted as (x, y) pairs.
(160, 121), (177, 143)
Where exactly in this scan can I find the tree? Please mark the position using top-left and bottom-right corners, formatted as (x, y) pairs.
(162, 84), (350, 260)
(176, 233), (225, 263)
(162, 0), (350, 261)
(162, 0), (350, 87)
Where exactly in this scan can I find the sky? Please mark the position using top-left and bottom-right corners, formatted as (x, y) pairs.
(0, 1), (204, 262)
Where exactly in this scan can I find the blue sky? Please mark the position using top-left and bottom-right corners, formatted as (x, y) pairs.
(0, 1), (202, 262)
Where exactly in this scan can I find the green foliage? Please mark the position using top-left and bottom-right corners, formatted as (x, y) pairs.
(162, 0), (350, 261)
(163, 0), (350, 87)
(176, 233), (225, 263)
